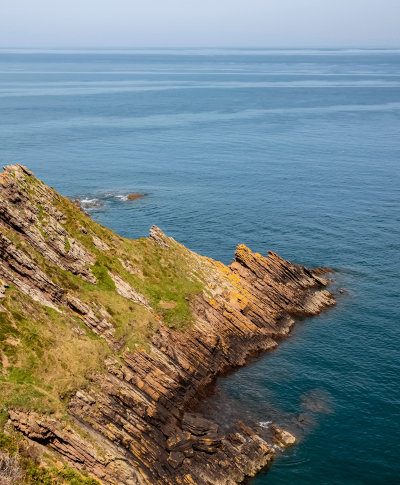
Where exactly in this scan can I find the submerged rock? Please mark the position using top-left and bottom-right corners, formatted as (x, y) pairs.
(127, 193), (146, 200)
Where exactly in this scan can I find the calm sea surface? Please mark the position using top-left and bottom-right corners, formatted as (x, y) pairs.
(1, 48), (399, 484)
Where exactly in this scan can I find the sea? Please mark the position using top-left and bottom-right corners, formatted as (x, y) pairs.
(1, 48), (399, 484)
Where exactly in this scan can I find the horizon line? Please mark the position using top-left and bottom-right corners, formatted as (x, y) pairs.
(1, 46), (400, 52)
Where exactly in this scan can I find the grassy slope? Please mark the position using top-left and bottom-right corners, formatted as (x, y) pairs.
(0, 190), (204, 412)
(54, 194), (204, 335)
(0, 176), (206, 479)
(0, 173), (210, 482)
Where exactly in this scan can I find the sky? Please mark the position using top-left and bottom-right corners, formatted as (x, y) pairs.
(1, 0), (399, 49)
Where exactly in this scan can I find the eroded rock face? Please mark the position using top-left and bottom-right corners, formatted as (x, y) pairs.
(0, 165), (97, 290)
(0, 279), (8, 312)
(92, 235), (110, 251)
(109, 272), (151, 310)
(150, 225), (171, 248)
(63, 244), (334, 485)
(8, 409), (141, 484)
(0, 231), (64, 310)
(1, 166), (336, 485)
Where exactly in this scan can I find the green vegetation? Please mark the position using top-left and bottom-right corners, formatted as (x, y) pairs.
(0, 286), (111, 416)
(0, 170), (209, 480)
(37, 225), (49, 240)
(0, 430), (18, 455)
(24, 462), (100, 485)
(53, 194), (204, 333)
(64, 237), (71, 252)
(25, 175), (42, 187)
(37, 204), (45, 222)
(0, 175), (205, 420)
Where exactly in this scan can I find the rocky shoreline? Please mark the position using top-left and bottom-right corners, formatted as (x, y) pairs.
(0, 165), (335, 485)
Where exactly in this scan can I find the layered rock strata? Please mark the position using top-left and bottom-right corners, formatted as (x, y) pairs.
(0, 165), (335, 485)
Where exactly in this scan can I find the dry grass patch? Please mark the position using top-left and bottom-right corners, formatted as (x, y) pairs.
(0, 288), (112, 416)
(0, 451), (24, 485)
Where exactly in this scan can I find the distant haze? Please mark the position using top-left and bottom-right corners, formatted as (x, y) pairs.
(1, 0), (399, 48)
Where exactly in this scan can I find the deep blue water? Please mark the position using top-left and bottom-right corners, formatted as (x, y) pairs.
(1, 48), (399, 484)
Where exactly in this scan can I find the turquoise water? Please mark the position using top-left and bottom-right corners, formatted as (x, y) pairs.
(1, 49), (399, 484)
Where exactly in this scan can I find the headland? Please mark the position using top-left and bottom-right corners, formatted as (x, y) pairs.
(0, 165), (335, 484)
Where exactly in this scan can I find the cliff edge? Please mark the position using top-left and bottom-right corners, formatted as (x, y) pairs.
(0, 165), (335, 484)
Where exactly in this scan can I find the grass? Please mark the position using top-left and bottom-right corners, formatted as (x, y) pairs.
(24, 462), (101, 485)
(52, 194), (205, 334)
(37, 204), (45, 223)
(0, 169), (213, 482)
(0, 173), (207, 420)
(37, 225), (49, 240)
(0, 287), (111, 416)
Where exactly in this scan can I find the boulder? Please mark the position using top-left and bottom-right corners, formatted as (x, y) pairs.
(270, 425), (296, 447)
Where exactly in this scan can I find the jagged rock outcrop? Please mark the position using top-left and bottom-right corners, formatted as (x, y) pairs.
(66, 295), (117, 345)
(93, 235), (110, 251)
(150, 225), (171, 248)
(8, 408), (139, 484)
(0, 165), (97, 288)
(270, 426), (296, 448)
(0, 165), (336, 484)
(0, 278), (8, 312)
(64, 246), (334, 485)
(0, 231), (64, 310)
(109, 272), (151, 310)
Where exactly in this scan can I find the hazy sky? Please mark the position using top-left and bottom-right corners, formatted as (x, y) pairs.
(1, 0), (399, 48)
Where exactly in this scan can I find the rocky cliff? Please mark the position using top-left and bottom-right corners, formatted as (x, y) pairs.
(0, 165), (335, 484)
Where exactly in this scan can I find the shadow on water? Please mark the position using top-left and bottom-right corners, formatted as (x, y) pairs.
(184, 311), (339, 482)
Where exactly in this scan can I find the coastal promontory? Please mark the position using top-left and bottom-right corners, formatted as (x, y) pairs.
(0, 165), (335, 484)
